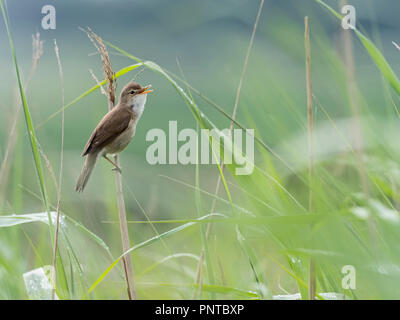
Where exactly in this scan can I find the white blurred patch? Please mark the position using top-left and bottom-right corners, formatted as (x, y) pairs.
(351, 206), (369, 220)
(273, 292), (349, 300)
(23, 266), (58, 300)
(277, 116), (400, 175)
(350, 199), (400, 224)
(369, 199), (400, 224)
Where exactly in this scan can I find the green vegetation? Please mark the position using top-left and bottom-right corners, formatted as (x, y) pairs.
(1, 0), (400, 299)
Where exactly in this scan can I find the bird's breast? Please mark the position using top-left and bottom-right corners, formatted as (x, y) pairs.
(104, 119), (136, 155)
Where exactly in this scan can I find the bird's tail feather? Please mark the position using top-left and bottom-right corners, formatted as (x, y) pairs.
(75, 153), (98, 192)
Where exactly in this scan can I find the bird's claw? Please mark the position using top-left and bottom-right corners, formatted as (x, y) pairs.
(112, 167), (122, 174)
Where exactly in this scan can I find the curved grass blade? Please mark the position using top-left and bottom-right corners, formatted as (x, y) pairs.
(0, 0), (50, 221)
(19, 186), (116, 265)
(236, 226), (271, 299)
(159, 175), (254, 215)
(36, 63), (144, 129)
(102, 214), (327, 226)
(84, 213), (223, 298)
(104, 40), (308, 185)
(267, 253), (324, 300)
(140, 282), (259, 299)
(0, 210), (117, 297)
(0, 211), (115, 262)
(316, 0), (400, 97)
(137, 253), (200, 278)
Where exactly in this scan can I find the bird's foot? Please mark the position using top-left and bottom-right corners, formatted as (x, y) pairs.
(111, 166), (122, 174)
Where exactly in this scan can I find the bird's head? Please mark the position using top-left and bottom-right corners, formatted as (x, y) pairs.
(119, 81), (152, 115)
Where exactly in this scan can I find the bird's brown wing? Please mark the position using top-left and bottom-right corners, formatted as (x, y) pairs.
(82, 107), (133, 156)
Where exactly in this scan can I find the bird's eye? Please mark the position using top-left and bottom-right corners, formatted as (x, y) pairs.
(130, 90), (135, 94)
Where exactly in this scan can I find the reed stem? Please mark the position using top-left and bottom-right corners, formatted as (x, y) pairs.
(305, 16), (316, 300)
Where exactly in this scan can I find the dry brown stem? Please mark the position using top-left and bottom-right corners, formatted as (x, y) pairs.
(84, 27), (136, 300)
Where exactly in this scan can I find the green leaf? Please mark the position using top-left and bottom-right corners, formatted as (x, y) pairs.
(37, 63), (144, 129)
(316, 0), (400, 97)
(0, 0), (50, 222)
(140, 282), (259, 299)
(84, 213), (223, 298)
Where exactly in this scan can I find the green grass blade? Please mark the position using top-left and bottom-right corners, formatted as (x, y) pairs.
(0, 211), (115, 261)
(316, 0), (400, 97)
(84, 213), (222, 298)
(236, 226), (271, 299)
(137, 253), (200, 278)
(195, 125), (215, 299)
(37, 63), (144, 129)
(0, 0), (50, 217)
(17, 186), (117, 265)
(140, 282), (259, 299)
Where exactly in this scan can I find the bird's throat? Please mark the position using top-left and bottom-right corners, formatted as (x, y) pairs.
(130, 94), (147, 119)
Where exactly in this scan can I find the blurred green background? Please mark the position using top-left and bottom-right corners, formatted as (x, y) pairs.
(1, 0), (400, 299)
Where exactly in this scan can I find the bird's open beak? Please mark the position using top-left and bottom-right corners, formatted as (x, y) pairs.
(140, 85), (153, 95)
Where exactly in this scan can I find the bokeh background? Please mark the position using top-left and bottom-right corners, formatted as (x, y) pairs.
(1, 0), (400, 299)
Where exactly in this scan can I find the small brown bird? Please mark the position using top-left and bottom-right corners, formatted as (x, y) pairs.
(75, 81), (152, 192)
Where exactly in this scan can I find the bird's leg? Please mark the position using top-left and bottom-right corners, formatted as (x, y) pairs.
(103, 155), (122, 174)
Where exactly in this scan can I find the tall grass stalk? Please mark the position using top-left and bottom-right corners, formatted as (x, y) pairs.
(304, 16), (315, 300)
(84, 28), (137, 300)
(193, 0), (264, 294)
(84, 214), (224, 297)
(0, 32), (42, 207)
(174, 59), (215, 299)
(339, 0), (368, 194)
(316, 0), (400, 97)
(52, 39), (65, 300)
(337, 0), (380, 260)
(0, 0), (53, 237)
(316, 0), (398, 260)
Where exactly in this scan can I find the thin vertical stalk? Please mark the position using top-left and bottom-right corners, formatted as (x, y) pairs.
(0, 1), (52, 233)
(52, 39), (65, 300)
(84, 28), (137, 300)
(192, 0), (264, 296)
(339, 0), (368, 195)
(114, 166), (136, 299)
(339, 0), (379, 261)
(305, 16), (315, 300)
(0, 34), (42, 207)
